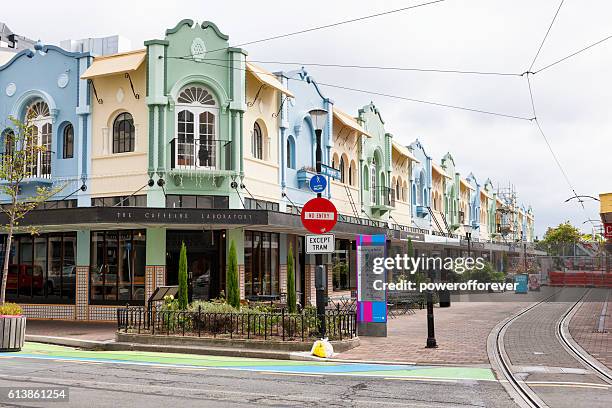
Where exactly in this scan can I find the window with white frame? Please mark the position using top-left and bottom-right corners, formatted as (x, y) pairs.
(24, 99), (52, 177)
(175, 85), (218, 169)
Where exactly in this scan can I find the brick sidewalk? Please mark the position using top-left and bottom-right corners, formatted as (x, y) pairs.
(569, 289), (612, 370)
(337, 302), (526, 365)
(25, 320), (116, 342)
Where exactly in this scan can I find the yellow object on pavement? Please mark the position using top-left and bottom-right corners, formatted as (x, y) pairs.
(311, 338), (334, 358)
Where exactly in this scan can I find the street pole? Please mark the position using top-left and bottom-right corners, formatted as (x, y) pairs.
(314, 128), (326, 338)
(426, 262), (437, 348)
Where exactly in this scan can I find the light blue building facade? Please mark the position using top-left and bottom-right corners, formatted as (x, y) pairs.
(277, 68), (333, 210)
(408, 139), (432, 230)
(0, 43), (91, 206)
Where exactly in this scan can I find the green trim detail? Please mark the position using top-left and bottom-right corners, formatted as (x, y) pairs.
(165, 19), (194, 35)
(144, 39), (169, 46)
(228, 47), (248, 56)
(148, 108), (155, 173)
(200, 21), (230, 40)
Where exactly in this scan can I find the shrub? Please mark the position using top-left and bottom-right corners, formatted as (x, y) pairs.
(287, 244), (297, 314)
(227, 240), (240, 309)
(0, 303), (22, 316)
(178, 242), (188, 310)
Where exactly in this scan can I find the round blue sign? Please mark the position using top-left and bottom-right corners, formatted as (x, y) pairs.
(309, 175), (327, 193)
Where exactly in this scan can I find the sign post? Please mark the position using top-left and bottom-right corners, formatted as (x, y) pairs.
(356, 234), (387, 337)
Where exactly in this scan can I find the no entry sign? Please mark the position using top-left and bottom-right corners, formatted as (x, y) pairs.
(301, 197), (338, 234)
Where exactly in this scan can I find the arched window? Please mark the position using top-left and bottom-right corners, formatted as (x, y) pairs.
(339, 156), (345, 184)
(349, 160), (356, 186)
(177, 86), (216, 105)
(175, 85), (218, 169)
(2, 129), (14, 158)
(252, 122), (263, 160)
(25, 99), (52, 177)
(63, 124), (74, 159)
(363, 165), (369, 190)
(331, 153), (339, 171)
(402, 180), (408, 202)
(396, 178), (401, 202)
(370, 159), (377, 205)
(286, 136), (295, 169)
(40, 123), (52, 176)
(113, 112), (135, 153)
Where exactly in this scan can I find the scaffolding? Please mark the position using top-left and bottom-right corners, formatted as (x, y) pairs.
(496, 182), (520, 241)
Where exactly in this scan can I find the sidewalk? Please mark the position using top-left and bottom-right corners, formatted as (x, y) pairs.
(337, 302), (526, 365)
(569, 290), (612, 370)
(25, 319), (116, 342)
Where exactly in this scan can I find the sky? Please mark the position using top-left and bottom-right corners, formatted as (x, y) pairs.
(5, 0), (610, 237)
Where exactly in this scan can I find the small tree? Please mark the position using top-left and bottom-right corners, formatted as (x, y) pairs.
(226, 240), (240, 309)
(286, 244), (297, 313)
(178, 241), (188, 310)
(0, 116), (64, 305)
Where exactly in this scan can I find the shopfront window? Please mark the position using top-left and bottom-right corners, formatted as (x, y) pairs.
(90, 230), (145, 304)
(332, 239), (355, 291)
(1, 232), (76, 303)
(244, 231), (279, 297)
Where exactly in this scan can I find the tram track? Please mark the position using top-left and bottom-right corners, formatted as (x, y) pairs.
(491, 288), (611, 408)
(557, 289), (612, 384)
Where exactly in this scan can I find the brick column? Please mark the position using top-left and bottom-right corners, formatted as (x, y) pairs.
(239, 264), (245, 299)
(279, 264), (288, 296)
(304, 264), (316, 306)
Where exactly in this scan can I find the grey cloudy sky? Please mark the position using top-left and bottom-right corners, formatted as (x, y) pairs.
(8, 0), (610, 236)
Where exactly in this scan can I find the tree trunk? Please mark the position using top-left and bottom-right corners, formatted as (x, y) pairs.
(0, 222), (14, 305)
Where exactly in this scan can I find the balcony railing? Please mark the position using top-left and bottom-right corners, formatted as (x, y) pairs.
(374, 186), (392, 207)
(170, 138), (232, 171)
(1, 150), (52, 179)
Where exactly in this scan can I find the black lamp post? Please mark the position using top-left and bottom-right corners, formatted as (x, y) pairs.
(425, 260), (437, 347)
(309, 108), (329, 337)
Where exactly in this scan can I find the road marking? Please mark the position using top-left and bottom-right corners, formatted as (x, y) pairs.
(384, 377), (459, 383)
(258, 371), (323, 378)
(525, 381), (610, 389)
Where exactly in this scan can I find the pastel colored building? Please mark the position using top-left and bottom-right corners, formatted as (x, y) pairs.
(0, 19), (538, 321)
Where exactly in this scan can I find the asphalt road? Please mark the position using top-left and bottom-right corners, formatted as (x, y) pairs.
(0, 352), (515, 408)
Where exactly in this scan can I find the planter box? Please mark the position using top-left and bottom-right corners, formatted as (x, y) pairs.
(0, 315), (26, 352)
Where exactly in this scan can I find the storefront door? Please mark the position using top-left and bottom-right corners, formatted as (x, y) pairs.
(166, 230), (226, 301)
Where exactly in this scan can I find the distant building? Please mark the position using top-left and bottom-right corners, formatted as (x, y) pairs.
(0, 22), (36, 51)
(60, 35), (131, 56)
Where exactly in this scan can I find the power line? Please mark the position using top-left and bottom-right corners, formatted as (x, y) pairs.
(529, 0), (565, 72)
(534, 34), (612, 74)
(191, 58), (534, 121)
(527, 76), (595, 226)
(524, 0), (596, 228)
(200, 0), (448, 56)
(196, 57), (521, 77)
(315, 82), (533, 121)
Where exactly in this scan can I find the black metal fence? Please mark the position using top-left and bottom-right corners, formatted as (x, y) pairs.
(117, 306), (356, 342)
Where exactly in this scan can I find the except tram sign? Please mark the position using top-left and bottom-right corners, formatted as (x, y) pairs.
(301, 197), (338, 234)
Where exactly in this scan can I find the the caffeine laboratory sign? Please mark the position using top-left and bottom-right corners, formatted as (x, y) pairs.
(4, 207), (268, 226)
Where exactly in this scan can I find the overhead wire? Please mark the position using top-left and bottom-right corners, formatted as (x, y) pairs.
(523, 1), (596, 227)
(181, 57), (533, 121)
(533, 34), (612, 74)
(196, 0), (448, 57)
(528, 0), (565, 72)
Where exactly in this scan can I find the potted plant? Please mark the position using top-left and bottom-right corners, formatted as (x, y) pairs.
(0, 303), (26, 351)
